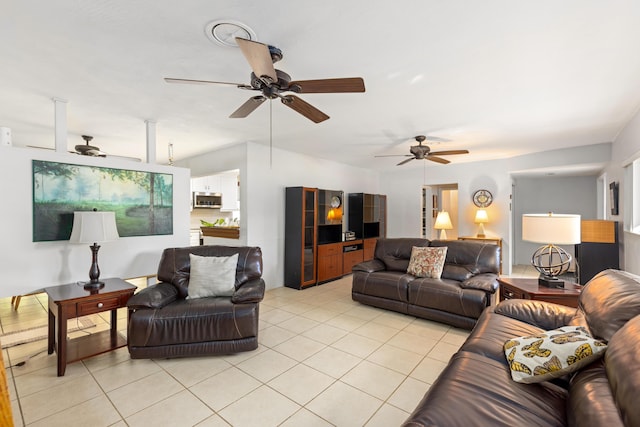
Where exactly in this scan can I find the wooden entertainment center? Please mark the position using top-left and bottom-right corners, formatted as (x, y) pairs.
(284, 187), (386, 289)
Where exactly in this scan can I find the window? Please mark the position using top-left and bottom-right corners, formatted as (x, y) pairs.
(624, 157), (640, 234)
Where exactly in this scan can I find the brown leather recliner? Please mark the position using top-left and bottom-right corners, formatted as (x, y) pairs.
(126, 245), (265, 359)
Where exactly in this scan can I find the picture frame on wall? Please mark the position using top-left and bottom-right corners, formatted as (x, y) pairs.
(32, 160), (173, 242)
(609, 181), (619, 216)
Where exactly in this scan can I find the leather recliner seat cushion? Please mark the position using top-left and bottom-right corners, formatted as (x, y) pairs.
(352, 271), (414, 303)
(128, 298), (259, 348)
(407, 351), (568, 427)
(408, 278), (489, 320)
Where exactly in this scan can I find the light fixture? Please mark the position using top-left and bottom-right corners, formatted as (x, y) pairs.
(522, 213), (581, 288)
(69, 210), (119, 289)
(205, 20), (257, 47)
(434, 211), (453, 240)
(475, 209), (489, 238)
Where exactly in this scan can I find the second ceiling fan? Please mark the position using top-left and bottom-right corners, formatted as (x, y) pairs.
(376, 135), (469, 166)
(165, 37), (365, 123)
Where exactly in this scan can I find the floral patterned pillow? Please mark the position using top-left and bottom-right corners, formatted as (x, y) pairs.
(406, 246), (448, 279)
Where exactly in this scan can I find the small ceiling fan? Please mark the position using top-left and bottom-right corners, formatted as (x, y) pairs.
(165, 37), (365, 123)
(69, 135), (141, 161)
(376, 135), (469, 166)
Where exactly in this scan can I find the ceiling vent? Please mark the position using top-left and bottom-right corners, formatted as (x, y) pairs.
(205, 20), (257, 47)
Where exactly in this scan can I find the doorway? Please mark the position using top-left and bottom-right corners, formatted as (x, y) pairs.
(422, 184), (459, 239)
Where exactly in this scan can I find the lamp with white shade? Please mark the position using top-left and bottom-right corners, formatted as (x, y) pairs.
(474, 209), (489, 238)
(69, 210), (119, 289)
(522, 213), (581, 288)
(434, 211), (453, 240)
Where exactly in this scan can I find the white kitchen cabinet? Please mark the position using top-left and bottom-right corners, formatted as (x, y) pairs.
(220, 174), (239, 211)
(191, 175), (221, 193)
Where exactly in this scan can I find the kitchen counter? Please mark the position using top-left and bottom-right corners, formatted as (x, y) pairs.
(201, 226), (240, 239)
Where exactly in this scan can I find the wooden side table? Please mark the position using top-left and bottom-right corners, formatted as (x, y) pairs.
(46, 278), (136, 376)
(498, 277), (582, 308)
(458, 236), (503, 273)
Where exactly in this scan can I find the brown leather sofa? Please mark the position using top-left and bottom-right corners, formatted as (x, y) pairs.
(403, 269), (640, 427)
(126, 245), (265, 359)
(352, 238), (500, 329)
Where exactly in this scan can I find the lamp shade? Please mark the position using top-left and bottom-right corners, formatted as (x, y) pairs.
(474, 209), (489, 224)
(522, 213), (581, 245)
(434, 211), (453, 230)
(69, 211), (119, 244)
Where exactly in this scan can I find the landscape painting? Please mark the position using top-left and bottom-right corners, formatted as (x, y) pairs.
(33, 160), (173, 242)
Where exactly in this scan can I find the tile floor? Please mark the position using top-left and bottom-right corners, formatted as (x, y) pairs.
(1, 267), (537, 426)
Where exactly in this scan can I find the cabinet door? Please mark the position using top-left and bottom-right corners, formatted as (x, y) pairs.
(220, 174), (239, 211)
(343, 250), (364, 275)
(363, 238), (377, 261)
(318, 243), (343, 282)
(302, 188), (317, 286)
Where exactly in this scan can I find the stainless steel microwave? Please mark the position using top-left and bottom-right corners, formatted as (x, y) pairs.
(193, 192), (222, 208)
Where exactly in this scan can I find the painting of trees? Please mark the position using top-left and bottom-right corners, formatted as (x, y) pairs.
(32, 160), (173, 241)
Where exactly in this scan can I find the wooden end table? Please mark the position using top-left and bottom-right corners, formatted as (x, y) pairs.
(46, 278), (136, 376)
(498, 277), (582, 308)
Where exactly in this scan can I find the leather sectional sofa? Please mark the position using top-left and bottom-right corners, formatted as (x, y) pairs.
(126, 245), (265, 359)
(352, 238), (501, 329)
(402, 269), (640, 427)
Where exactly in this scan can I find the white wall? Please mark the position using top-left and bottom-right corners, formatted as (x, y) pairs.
(0, 146), (190, 297)
(512, 176), (597, 265)
(609, 106), (640, 274)
(244, 142), (378, 290)
(380, 143), (612, 275)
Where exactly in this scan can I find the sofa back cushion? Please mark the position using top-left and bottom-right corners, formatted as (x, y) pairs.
(374, 238), (430, 271)
(602, 314), (640, 427)
(430, 240), (500, 281)
(157, 245), (263, 299)
(572, 269), (640, 341)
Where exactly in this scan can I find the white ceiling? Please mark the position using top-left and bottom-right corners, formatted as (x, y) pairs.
(3, 1), (640, 171)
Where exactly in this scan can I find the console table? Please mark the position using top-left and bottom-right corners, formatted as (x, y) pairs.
(46, 278), (136, 376)
(498, 277), (582, 308)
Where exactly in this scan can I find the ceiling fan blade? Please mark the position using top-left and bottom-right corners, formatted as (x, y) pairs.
(230, 96), (267, 118)
(397, 157), (416, 166)
(426, 156), (450, 164)
(375, 154), (413, 158)
(288, 77), (366, 93)
(235, 37), (278, 83)
(281, 95), (329, 123)
(428, 150), (469, 156)
(164, 77), (250, 88)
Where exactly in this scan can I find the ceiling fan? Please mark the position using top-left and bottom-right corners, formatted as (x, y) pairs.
(376, 135), (469, 166)
(71, 135), (141, 161)
(165, 37), (365, 123)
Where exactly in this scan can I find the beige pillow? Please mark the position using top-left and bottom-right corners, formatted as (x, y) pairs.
(406, 246), (448, 279)
(504, 325), (607, 384)
(187, 253), (238, 299)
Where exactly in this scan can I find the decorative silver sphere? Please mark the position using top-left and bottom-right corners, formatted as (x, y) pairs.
(531, 244), (572, 278)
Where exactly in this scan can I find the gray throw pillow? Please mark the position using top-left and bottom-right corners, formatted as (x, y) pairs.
(187, 253), (238, 299)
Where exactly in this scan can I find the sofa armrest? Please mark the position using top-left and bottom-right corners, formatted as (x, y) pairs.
(494, 299), (576, 330)
(460, 273), (499, 293)
(352, 259), (386, 273)
(232, 278), (265, 304)
(127, 282), (178, 309)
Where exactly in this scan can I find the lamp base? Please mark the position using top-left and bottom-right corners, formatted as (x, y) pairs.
(538, 276), (565, 288)
(83, 280), (105, 290)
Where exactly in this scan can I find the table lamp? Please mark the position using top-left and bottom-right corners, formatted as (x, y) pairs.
(474, 209), (489, 238)
(434, 211), (453, 240)
(522, 213), (581, 288)
(69, 210), (119, 289)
